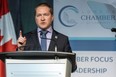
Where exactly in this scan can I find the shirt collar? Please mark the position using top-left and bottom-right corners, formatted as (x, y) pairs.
(37, 26), (53, 33)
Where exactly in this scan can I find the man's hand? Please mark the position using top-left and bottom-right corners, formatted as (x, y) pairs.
(17, 31), (27, 50)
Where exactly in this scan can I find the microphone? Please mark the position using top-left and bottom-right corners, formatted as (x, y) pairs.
(54, 36), (58, 52)
(111, 28), (116, 40)
(111, 28), (116, 32)
(40, 34), (59, 59)
(40, 34), (58, 52)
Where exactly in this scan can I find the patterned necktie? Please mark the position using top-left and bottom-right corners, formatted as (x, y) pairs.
(40, 30), (48, 51)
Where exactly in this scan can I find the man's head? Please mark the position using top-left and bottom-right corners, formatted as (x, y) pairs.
(35, 3), (54, 30)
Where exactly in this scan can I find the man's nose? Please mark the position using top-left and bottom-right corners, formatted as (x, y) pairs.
(41, 16), (45, 21)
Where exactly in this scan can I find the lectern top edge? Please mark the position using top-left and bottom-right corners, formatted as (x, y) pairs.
(0, 51), (77, 72)
(0, 51), (75, 55)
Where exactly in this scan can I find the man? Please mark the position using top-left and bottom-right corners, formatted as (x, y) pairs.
(17, 3), (72, 52)
(17, 3), (77, 72)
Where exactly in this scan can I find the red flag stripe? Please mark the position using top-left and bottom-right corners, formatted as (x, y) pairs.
(0, 61), (5, 77)
(0, 0), (9, 18)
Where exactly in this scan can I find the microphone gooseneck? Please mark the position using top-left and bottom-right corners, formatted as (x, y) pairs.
(40, 35), (58, 52)
(54, 36), (58, 52)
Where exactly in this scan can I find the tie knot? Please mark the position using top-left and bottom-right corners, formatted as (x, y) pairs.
(41, 30), (48, 35)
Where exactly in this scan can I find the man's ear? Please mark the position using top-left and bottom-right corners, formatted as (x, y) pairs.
(52, 16), (54, 21)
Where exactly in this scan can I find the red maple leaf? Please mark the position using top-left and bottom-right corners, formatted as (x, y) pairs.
(0, 35), (17, 52)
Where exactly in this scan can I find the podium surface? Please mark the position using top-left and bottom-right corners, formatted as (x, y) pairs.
(6, 59), (71, 77)
(0, 51), (77, 77)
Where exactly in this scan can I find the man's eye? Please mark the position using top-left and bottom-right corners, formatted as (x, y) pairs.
(44, 14), (49, 16)
(36, 14), (41, 17)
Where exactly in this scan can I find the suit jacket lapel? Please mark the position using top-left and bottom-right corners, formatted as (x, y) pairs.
(48, 30), (58, 51)
(31, 29), (42, 50)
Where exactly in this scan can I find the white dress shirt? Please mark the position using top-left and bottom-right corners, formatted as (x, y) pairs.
(37, 26), (53, 50)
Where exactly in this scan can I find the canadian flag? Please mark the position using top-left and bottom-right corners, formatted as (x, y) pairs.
(0, 0), (17, 77)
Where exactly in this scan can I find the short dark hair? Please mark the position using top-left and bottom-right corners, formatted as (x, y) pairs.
(35, 2), (53, 15)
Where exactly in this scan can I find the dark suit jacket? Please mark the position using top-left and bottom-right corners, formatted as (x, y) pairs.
(21, 29), (77, 72)
(23, 29), (72, 53)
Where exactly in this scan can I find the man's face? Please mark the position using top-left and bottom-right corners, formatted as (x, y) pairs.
(35, 6), (53, 30)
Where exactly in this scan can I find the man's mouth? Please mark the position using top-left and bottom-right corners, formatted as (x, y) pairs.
(41, 22), (46, 24)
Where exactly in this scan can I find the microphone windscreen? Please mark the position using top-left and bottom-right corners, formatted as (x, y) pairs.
(111, 28), (116, 32)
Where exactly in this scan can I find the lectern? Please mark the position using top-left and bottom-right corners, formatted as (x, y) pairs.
(0, 51), (77, 77)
